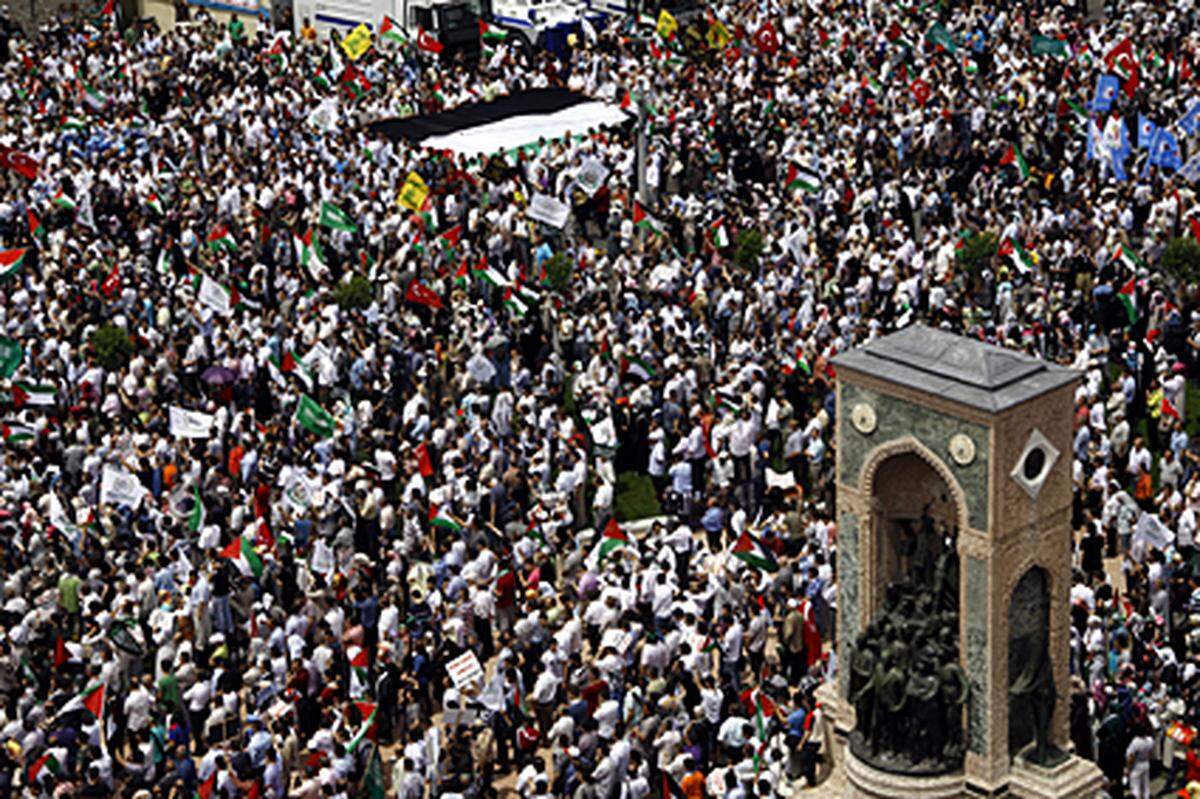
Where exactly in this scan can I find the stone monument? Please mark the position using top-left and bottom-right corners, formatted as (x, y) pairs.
(820, 326), (1104, 798)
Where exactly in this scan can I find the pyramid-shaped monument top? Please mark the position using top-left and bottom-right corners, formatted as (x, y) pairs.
(832, 324), (1078, 413)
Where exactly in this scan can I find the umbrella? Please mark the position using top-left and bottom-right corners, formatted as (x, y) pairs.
(201, 365), (237, 385)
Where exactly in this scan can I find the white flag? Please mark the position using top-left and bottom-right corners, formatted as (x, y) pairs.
(197, 273), (232, 316)
(48, 493), (82, 548)
(1134, 511), (1173, 550)
(311, 539), (335, 577)
(101, 464), (147, 510)
(169, 406), (215, 439)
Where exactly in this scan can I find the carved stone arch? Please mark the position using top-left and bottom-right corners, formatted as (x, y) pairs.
(856, 435), (971, 534)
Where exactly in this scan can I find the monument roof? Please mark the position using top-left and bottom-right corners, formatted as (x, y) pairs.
(831, 324), (1079, 413)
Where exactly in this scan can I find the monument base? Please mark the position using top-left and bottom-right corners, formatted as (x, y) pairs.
(844, 750), (965, 799)
(1008, 748), (1104, 798)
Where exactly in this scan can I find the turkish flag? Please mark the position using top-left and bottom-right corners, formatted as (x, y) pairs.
(754, 22), (780, 55)
(99, 262), (121, 298)
(405, 278), (444, 309)
(417, 28), (444, 54)
(910, 78), (931, 106)
(0, 145), (39, 180)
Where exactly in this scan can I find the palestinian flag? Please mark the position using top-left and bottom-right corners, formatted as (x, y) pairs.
(311, 69), (332, 92)
(82, 84), (107, 112)
(0, 248), (27, 278)
(60, 114), (87, 132)
(52, 189), (76, 210)
(27, 210), (43, 240)
(350, 648), (370, 686)
(13, 382), (56, 407)
(730, 530), (780, 572)
(293, 228), (325, 274)
(156, 246), (172, 275)
(0, 337), (23, 378)
(1118, 277), (1138, 325)
(860, 72), (883, 94)
(502, 287), (528, 316)
(623, 356), (656, 382)
(146, 192), (165, 216)
(57, 682), (105, 718)
(587, 519), (631, 570)
(219, 535), (264, 580)
(439, 224), (462, 251)
(206, 224), (236, 253)
(999, 142), (1030, 179)
(480, 20), (508, 42)
(632, 200), (661, 233)
(785, 163), (820, 194)
(348, 701), (378, 752)
(1113, 242), (1145, 271)
(27, 752), (62, 783)
(188, 484), (206, 533)
(429, 504), (462, 532)
(295, 394), (336, 438)
(2, 423), (34, 444)
(473, 257), (509, 287)
(319, 201), (357, 232)
(997, 237), (1034, 273)
(710, 217), (730, 248)
(414, 442), (434, 477)
(380, 15), (407, 45)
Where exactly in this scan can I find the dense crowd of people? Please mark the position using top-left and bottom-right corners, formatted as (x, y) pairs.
(0, 0), (1197, 796)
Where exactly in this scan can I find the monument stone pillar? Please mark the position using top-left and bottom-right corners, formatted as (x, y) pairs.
(822, 325), (1104, 798)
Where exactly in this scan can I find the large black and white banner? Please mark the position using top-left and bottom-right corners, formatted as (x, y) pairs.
(369, 89), (629, 159)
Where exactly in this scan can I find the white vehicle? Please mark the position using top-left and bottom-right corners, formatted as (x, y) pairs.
(294, 0), (595, 56)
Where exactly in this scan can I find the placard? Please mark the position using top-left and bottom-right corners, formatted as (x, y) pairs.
(445, 651), (484, 689)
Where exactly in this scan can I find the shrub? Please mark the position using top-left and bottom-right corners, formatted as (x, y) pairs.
(734, 228), (765, 270)
(544, 253), (573, 293)
(614, 471), (663, 522)
(90, 324), (134, 370)
(333, 274), (373, 311)
(1160, 237), (1200, 287)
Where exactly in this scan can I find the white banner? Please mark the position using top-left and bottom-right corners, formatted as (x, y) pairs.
(169, 406), (215, 439)
(101, 464), (147, 510)
(445, 650), (484, 689)
(421, 101), (627, 159)
(197, 274), (232, 316)
(527, 194), (571, 230)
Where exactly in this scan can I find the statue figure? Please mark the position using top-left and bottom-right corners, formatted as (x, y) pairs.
(906, 654), (942, 763)
(849, 638), (879, 750)
(938, 660), (970, 756)
(877, 648), (909, 756)
(933, 529), (960, 613)
(1009, 636), (1058, 765)
(913, 501), (938, 584)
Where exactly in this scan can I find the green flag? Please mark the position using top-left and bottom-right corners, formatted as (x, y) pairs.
(926, 22), (957, 54)
(319, 201), (357, 233)
(295, 394), (336, 438)
(188, 484), (205, 533)
(0, 337), (23, 378)
(1031, 34), (1068, 57)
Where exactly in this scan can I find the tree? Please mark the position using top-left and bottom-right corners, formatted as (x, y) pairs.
(1160, 237), (1200, 288)
(544, 253), (573, 293)
(955, 231), (998, 281)
(734, 229), (765, 270)
(90, 324), (134, 370)
(333, 274), (373, 311)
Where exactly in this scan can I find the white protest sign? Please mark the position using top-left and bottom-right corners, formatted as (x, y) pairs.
(169, 406), (215, 439)
(101, 464), (147, 510)
(196, 273), (232, 316)
(766, 468), (796, 491)
(600, 628), (634, 654)
(445, 650), (485, 689)
(527, 193), (571, 230)
(576, 157), (610, 196)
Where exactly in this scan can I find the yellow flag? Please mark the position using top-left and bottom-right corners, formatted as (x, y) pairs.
(706, 19), (731, 49)
(398, 172), (429, 213)
(341, 23), (373, 60)
(656, 9), (678, 39)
